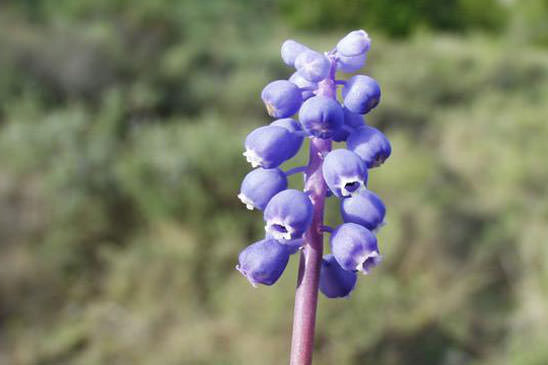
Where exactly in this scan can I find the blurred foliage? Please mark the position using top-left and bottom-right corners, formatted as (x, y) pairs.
(1, 0), (548, 364)
(280, 0), (509, 37)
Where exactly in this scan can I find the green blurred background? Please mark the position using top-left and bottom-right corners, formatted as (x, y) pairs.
(1, 1), (548, 364)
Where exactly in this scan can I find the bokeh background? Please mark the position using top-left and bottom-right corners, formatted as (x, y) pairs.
(1, 1), (548, 364)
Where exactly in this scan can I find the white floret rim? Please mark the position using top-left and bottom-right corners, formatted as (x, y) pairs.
(356, 251), (382, 274)
(265, 217), (295, 241)
(338, 176), (365, 197)
(237, 193), (256, 210)
(242, 149), (263, 168)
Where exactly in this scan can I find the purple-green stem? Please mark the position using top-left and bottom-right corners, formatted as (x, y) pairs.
(289, 59), (337, 365)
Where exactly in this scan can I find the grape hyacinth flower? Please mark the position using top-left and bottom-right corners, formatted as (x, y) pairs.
(289, 72), (317, 100)
(319, 254), (357, 298)
(264, 189), (313, 241)
(295, 50), (331, 82)
(236, 30), (392, 365)
(341, 189), (386, 231)
(238, 168), (288, 210)
(261, 80), (303, 118)
(347, 125), (392, 168)
(322, 149), (368, 198)
(281, 40), (310, 67)
(342, 75), (381, 114)
(299, 95), (344, 139)
(237, 239), (292, 287)
(336, 30), (371, 56)
(243, 125), (302, 168)
(330, 223), (382, 274)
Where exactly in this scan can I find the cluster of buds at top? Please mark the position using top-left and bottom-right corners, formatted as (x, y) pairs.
(237, 30), (391, 298)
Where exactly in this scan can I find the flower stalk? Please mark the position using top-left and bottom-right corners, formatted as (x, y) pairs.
(289, 61), (336, 365)
(290, 137), (331, 365)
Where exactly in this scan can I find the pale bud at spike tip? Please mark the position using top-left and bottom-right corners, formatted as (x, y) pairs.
(322, 149), (368, 198)
(281, 40), (310, 67)
(264, 189), (313, 241)
(330, 223), (382, 274)
(336, 53), (367, 73)
(238, 168), (288, 211)
(295, 50), (331, 83)
(319, 254), (357, 298)
(236, 239), (292, 287)
(336, 30), (371, 57)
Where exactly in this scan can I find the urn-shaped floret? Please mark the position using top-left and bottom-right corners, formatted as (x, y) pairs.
(236, 239), (292, 287)
(322, 149), (368, 198)
(336, 30), (371, 57)
(243, 125), (302, 168)
(264, 189), (313, 241)
(342, 75), (381, 114)
(319, 254), (358, 298)
(281, 40), (310, 67)
(330, 223), (382, 274)
(336, 53), (367, 73)
(238, 168), (288, 210)
(340, 189), (386, 231)
(299, 95), (344, 139)
(289, 72), (317, 100)
(261, 80), (303, 118)
(346, 125), (391, 168)
(295, 50), (331, 83)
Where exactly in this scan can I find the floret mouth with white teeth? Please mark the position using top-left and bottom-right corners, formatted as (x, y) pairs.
(242, 149), (263, 168)
(265, 220), (294, 241)
(339, 177), (364, 197)
(357, 251), (382, 274)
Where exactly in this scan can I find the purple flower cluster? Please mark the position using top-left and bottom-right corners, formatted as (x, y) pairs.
(237, 30), (391, 298)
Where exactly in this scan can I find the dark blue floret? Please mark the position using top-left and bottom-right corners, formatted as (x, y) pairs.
(319, 254), (358, 298)
(237, 239), (293, 287)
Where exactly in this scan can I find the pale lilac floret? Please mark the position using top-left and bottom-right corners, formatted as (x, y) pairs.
(238, 168), (288, 210)
(322, 149), (368, 198)
(295, 50), (331, 83)
(298, 95), (344, 139)
(342, 75), (381, 114)
(237, 239), (292, 287)
(346, 125), (391, 168)
(281, 40), (310, 67)
(330, 223), (382, 274)
(264, 189), (313, 241)
(243, 125), (301, 168)
(336, 53), (367, 73)
(340, 189), (386, 231)
(289, 72), (317, 100)
(319, 254), (357, 298)
(336, 30), (371, 57)
(261, 80), (303, 118)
